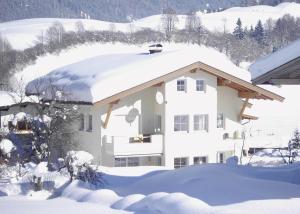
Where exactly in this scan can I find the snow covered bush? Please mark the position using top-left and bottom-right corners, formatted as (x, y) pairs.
(0, 138), (16, 162)
(65, 151), (104, 186)
(226, 156), (238, 166)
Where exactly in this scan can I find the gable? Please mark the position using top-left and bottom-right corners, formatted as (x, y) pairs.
(94, 61), (284, 107)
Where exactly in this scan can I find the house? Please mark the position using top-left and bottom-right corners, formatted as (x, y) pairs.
(0, 91), (41, 136)
(250, 38), (300, 85)
(25, 46), (284, 168)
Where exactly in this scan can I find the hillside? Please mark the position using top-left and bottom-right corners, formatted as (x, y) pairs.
(1, 2), (300, 50)
(1, 0), (298, 23)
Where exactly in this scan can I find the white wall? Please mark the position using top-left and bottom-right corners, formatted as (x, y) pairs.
(75, 70), (244, 167)
(163, 70), (244, 167)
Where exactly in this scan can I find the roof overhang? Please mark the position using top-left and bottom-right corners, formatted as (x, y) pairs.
(252, 56), (300, 85)
(94, 61), (284, 106)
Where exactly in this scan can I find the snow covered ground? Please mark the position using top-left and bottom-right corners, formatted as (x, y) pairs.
(1, 2), (300, 50)
(1, 163), (300, 214)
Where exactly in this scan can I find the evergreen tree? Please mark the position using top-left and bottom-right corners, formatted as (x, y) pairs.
(233, 18), (245, 40)
(253, 20), (266, 45)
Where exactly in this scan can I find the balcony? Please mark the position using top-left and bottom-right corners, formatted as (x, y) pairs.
(103, 134), (163, 156)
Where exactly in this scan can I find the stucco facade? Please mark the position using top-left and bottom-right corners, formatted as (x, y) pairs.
(75, 70), (246, 168)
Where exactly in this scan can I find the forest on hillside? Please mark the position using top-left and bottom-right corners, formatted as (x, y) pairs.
(1, 0), (300, 23)
(1, 10), (300, 89)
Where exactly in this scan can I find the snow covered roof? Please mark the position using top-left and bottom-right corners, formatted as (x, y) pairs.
(25, 45), (283, 104)
(0, 91), (38, 109)
(250, 38), (300, 85)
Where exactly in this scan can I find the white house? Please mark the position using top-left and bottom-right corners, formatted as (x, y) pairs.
(25, 46), (284, 168)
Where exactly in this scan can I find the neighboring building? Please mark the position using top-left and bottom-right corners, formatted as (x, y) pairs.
(0, 91), (38, 133)
(25, 46), (284, 168)
(250, 38), (300, 85)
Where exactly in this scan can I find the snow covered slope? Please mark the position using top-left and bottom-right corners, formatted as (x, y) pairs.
(2, 164), (300, 214)
(1, 2), (300, 50)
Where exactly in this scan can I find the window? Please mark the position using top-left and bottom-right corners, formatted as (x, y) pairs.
(196, 80), (205, 91)
(115, 158), (127, 167)
(114, 157), (139, 167)
(79, 114), (84, 131)
(174, 115), (189, 132)
(194, 156), (208, 165)
(127, 157), (139, 167)
(194, 114), (208, 131)
(177, 79), (186, 91)
(174, 157), (188, 169)
(154, 114), (162, 133)
(87, 114), (92, 131)
(219, 153), (224, 163)
(217, 113), (225, 128)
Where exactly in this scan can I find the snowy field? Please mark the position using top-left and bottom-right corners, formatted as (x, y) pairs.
(1, 163), (300, 214)
(1, 2), (300, 49)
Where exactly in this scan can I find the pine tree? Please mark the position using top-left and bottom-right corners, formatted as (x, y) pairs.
(286, 129), (300, 164)
(233, 18), (245, 40)
(253, 20), (266, 45)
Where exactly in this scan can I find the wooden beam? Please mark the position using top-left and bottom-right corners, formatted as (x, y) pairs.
(239, 98), (249, 120)
(153, 82), (164, 87)
(244, 100), (253, 108)
(242, 114), (258, 120)
(103, 101), (118, 129)
(270, 78), (300, 85)
(238, 91), (259, 98)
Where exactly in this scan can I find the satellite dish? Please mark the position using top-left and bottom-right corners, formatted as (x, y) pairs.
(155, 91), (164, 104)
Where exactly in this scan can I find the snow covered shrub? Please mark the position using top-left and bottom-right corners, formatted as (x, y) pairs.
(0, 138), (16, 163)
(226, 156), (238, 166)
(65, 151), (104, 186)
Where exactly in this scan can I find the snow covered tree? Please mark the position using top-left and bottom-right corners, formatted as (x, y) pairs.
(161, 7), (179, 42)
(253, 20), (266, 45)
(45, 21), (66, 51)
(233, 18), (245, 40)
(18, 78), (81, 166)
(286, 129), (300, 164)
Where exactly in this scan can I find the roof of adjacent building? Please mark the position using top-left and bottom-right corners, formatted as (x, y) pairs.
(25, 45), (284, 105)
(250, 38), (300, 85)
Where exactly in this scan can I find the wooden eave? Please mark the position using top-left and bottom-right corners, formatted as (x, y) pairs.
(93, 61), (284, 106)
(241, 114), (259, 120)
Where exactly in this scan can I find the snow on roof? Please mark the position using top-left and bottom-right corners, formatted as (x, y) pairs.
(25, 45), (251, 103)
(0, 90), (38, 108)
(0, 91), (18, 107)
(249, 38), (300, 80)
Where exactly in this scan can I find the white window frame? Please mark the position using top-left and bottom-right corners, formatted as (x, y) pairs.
(193, 156), (208, 165)
(217, 113), (225, 129)
(194, 114), (208, 132)
(174, 157), (189, 169)
(174, 115), (189, 132)
(114, 157), (139, 167)
(177, 79), (186, 92)
(196, 79), (205, 92)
